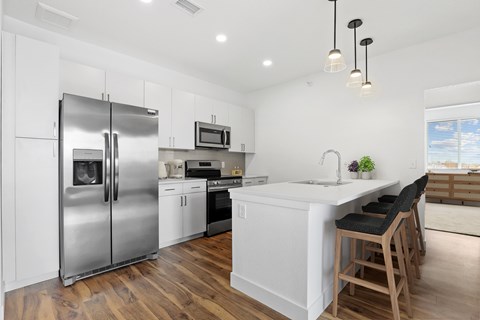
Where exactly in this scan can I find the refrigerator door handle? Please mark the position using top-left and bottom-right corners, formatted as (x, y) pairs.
(104, 133), (110, 202)
(113, 133), (119, 201)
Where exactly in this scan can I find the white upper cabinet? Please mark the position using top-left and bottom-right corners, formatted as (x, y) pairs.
(229, 104), (255, 153)
(194, 95), (229, 125)
(145, 81), (172, 148)
(15, 35), (59, 140)
(60, 60), (106, 101)
(106, 71), (144, 107)
(172, 89), (195, 150)
(60, 61), (144, 107)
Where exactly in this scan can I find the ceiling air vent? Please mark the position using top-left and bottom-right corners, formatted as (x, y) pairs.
(35, 2), (79, 30)
(173, 0), (203, 16)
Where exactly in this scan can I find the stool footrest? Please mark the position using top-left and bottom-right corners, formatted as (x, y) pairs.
(354, 259), (400, 276)
(338, 273), (390, 295)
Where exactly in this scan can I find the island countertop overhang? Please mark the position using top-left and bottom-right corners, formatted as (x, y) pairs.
(229, 179), (399, 206)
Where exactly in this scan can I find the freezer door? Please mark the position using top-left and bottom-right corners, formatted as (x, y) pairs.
(111, 103), (159, 263)
(60, 94), (112, 278)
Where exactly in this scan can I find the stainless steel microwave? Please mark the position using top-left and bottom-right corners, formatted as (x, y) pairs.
(195, 122), (231, 149)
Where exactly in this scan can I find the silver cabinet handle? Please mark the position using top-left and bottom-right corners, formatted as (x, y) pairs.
(191, 186), (201, 189)
(102, 93), (105, 101)
(214, 115), (217, 124)
(113, 133), (119, 201)
(165, 188), (175, 191)
(169, 137), (172, 147)
(104, 133), (110, 202)
(53, 122), (57, 138)
(211, 114), (214, 124)
(107, 93), (110, 101)
(181, 196), (184, 207)
(173, 137), (175, 147)
(53, 142), (56, 158)
(184, 195), (187, 206)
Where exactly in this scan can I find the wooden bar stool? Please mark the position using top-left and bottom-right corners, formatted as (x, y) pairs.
(333, 184), (417, 320)
(378, 175), (428, 256)
(361, 175), (429, 281)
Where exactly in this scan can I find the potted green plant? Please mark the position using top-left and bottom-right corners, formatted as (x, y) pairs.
(358, 156), (375, 180)
(347, 160), (359, 179)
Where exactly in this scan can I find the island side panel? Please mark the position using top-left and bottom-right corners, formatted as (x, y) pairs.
(231, 198), (311, 319)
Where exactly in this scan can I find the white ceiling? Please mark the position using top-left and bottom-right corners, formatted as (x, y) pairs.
(4, 0), (480, 92)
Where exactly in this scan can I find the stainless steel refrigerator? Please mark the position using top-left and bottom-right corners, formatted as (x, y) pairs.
(59, 94), (159, 286)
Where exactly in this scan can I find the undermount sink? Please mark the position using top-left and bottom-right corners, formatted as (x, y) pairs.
(291, 180), (352, 187)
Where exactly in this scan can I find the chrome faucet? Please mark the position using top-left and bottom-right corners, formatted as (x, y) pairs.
(320, 149), (342, 184)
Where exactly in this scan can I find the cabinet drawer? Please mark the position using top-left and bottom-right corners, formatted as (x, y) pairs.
(428, 174), (449, 181)
(183, 181), (206, 194)
(453, 184), (480, 191)
(243, 178), (255, 187)
(453, 192), (480, 201)
(453, 175), (480, 183)
(254, 177), (268, 185)
(159, 184), (183, 196)
(426, 191), (449, 198)
(427, 182), (449, 189)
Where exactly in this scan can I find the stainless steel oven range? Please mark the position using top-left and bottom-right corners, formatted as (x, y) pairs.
(185, 160), (242, 236)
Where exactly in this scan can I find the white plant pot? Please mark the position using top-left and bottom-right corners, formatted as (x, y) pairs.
(361, 172), (372, 180)
(350, 172), (359, 179)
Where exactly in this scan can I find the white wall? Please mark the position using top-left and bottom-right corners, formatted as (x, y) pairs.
(245, 26), (480, 234)
(0, 0), (4, 317)
(3, 16), (246, 107)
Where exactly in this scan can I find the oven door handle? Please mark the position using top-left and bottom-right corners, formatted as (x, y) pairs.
(208, 186), (241, 192)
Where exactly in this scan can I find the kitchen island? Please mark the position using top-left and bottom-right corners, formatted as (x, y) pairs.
(229, 179), (398, 320)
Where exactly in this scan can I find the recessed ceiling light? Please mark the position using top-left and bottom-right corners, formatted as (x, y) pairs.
(216, 34), (228, 43)
(140, 0), (152, 3)
(262, 60), (273, 67)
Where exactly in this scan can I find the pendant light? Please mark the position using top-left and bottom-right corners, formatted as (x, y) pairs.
(324, 0), (346, 73)
(346, 19), (363, 87)
(360, 38), (373, 97)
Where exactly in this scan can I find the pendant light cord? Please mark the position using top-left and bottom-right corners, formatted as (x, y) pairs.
(333, 0), (337, 49)
(354, 26), (357, 69)
(365, 44), (368, 82)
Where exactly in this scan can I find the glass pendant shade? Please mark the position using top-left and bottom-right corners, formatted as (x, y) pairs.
(360, 81), (374, 97)
(346, 69), (363, 87)
(324, 49), (346, 73)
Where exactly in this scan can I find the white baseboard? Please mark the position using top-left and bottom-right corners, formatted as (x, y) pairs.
(5, 271), (58, 292)
(0, 305), (4, 320)
(159, 233), (204, 249)
(231, 272), (324, 320)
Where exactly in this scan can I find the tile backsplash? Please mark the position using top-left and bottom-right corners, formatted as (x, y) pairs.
(159, 149), (245, 176)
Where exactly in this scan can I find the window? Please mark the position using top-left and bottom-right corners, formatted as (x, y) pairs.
(427, 118), (480, 169)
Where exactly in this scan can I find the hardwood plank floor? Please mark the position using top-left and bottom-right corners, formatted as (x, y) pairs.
(5, 230), (480, 319)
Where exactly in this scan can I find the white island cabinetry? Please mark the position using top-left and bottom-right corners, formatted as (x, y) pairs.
(230, 179), (398, 320)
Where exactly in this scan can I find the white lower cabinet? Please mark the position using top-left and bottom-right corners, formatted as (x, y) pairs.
(159, 181), (206, 248)
(15, 138), (59, 282)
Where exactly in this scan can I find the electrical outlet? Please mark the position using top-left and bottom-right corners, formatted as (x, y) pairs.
(409, 160), (417, 169)
(238, 204), (247, 219)
(221, 161), (225, 169)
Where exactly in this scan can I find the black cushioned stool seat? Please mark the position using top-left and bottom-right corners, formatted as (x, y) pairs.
(362, 202), (393, 214)
(378, 194), (398, 203)
(335, 214), (386, 235)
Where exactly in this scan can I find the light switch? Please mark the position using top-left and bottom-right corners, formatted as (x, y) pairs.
(238, 204), (247, 219)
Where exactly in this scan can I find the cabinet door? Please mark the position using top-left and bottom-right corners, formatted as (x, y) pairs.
(228, 104), (244, 152)
(106, 71), (144, 107)
(213, 100), (230, 125)
(15, 138), (59, 280)
(159, 195), (183, 246)
(60, 60), (106, 100)
(171, 89), (195, 150)
(145, 81), (172, 148)
(243, 108), (255, 153)
(194, 95), (214, 123)
(15, 35), (59, 140)
(183, 193), (206, 237)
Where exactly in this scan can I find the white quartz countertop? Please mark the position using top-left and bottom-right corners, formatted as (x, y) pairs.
(158, 178), (206, 185)
(229, 179), (399, 206)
